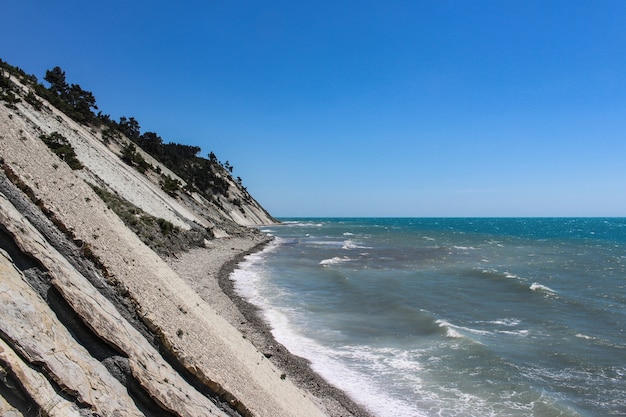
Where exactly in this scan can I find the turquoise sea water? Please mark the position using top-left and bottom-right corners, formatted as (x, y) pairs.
(231, 218), (626, 417)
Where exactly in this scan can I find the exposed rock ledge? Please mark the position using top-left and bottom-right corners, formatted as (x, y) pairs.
(0, 72), (372, 416)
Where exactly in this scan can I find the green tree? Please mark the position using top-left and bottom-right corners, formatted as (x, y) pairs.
(119, 116), (141, 141)
(44, 66), (69, 96)
(42, 67), (97, 123)
(138, 131), (163, 155)
(66, 83), (97, 122)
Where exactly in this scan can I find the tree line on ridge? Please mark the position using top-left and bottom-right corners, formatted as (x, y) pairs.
(0, 59), (251, 207)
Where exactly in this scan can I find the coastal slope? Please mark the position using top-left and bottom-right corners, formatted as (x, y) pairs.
(0, 64), (365, 416)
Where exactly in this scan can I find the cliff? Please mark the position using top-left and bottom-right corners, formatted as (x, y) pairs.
(0, 63), (337, 417)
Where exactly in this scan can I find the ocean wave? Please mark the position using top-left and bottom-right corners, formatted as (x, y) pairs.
(319, 256), (352, 266)
(518, 363), (626, 414)
(530, 282), (558, 296)
(308, 240), (346, 247)
(471, 318), (528, 336)
(471, 270), (561, 300)
(497, 329), (529, 337)
(436, 319), (491, 339)
(342, 240), (359, 250)
(453, 246), (478, 251)
(281, 221), (323, 227)
(230, 237), (283, 302)
(471, 268), (522, 281)
(336, 345), (425, 375)
(267, 314), (427, 417)
(474, 318), (522, 328)
(489, 318), (522, 327)
(341, 239), (372, 250)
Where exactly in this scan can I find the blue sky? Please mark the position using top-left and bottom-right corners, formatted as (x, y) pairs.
(2, 1), (626, 217)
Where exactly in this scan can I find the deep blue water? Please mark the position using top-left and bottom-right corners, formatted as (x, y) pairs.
(231, 218), (626, 417)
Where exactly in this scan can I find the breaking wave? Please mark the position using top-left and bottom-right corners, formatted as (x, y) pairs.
(319, 256), (352, 266)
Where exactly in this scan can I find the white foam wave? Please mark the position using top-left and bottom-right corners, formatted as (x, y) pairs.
(497, 329), (529, 337)
(281, 221), (323, 227)
(453, 246), (478, 251)
(319, 256), (352, 266)
(230, 267), (262, 302)
(530, 282), (558, 295)
(265, 312), (428, 417)
(489, 318), (522, 327)
(342, 240), (359, 250)
(308, 240), (345, 247)
(313, 352), (427, 417)
(472, 318), (528, 336)
(229, 237), (283, 302)
(335, 345), (425, 378)
(343, 232), (354, 236)
(341, 239), (372, 250)
(436, 320), (461, 338)
(476, 269), (525, 283)
(436, 319), (490, 339)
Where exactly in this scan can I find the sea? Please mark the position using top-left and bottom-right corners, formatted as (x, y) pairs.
(230, 218), (626, 417)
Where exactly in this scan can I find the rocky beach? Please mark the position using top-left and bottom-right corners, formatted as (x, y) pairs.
(167, 238), (374, 417)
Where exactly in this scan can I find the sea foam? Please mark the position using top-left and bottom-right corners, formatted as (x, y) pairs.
(436, 319), (491, 339)
(264, 306), (428, 417)
(319, 256), (351, 265)
(341, 240), (372, 250)
(530, 282), (558, 295)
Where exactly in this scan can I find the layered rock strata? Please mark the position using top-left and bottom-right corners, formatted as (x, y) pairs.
(0, 70), (339, 417)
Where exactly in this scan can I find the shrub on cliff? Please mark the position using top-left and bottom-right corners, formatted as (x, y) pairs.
(0, 69), (21, 109)
(120, 143), (150, 173)
(91, 186), (209, 255)
(39, 132), (84, 170)
(159, 174), (181, 196)
(24, 91), (43, 110)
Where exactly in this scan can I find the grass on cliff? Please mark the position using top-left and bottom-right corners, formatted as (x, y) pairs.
(91, 186), (211, 256)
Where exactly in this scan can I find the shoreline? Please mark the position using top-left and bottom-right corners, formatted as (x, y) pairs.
(166, 233), (374, 417)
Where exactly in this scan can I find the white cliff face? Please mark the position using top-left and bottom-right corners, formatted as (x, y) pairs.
(0, 69), (334, 417)
(0, 192), (231, 417)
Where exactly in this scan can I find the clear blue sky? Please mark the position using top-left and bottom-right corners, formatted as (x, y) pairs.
(2, 1), (626, 217)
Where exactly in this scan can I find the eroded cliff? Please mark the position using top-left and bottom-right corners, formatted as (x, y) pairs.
(0, 63), (330, 417)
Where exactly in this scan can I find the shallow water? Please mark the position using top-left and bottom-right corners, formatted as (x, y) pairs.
(232, 218), (626, 417)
